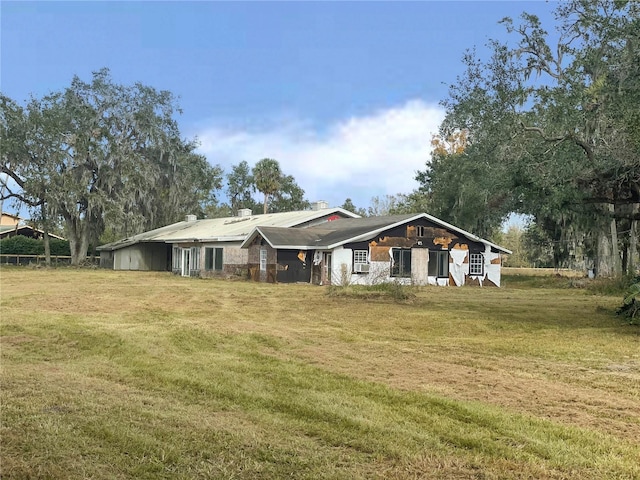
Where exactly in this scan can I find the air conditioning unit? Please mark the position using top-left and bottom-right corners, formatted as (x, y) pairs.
(354, 263), (370, 273)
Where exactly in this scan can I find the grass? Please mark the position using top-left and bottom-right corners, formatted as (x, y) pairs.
(1, 267), (639, 479)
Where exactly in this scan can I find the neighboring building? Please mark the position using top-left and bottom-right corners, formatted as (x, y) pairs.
(241, 213), (511, 287)
(0, 212), (65, 240)
(96, 204), (359, 275)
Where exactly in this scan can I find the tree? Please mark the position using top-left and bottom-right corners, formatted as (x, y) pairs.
(1, 69), (222, 264)
(269, 174), (310, 213)
(252, 158), (282, 214)
(340, 198), (367, 216)
(226, 160), (257, 215)
(416, 0), (639, 274)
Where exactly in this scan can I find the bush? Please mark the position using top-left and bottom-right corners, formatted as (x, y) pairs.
(0, 235), (71, 256)
(616, 277), (640, 325)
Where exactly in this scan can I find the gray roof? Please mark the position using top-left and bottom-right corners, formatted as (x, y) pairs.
(97, 208), (359, 251)
(242, 213), (512, 254)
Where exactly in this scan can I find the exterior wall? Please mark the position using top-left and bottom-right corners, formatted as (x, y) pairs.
(198, 242), (248, 278)
(336, 219), (503, 287)
(114, 243), (169, 271)
(99, 250), (114, 269)
(247, 239), (277, 282)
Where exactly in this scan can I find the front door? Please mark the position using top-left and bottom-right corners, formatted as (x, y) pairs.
(323, 252), (332, 285)
(181, 248), (190, 277)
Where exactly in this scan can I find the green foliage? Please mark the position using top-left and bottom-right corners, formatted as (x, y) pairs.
(251, 158), (309, 214)
(500, 226), (530, 267)
(226, 160), (257, 215)
(0, 235), (42, 255)
(0, 235), (70, 256)
(1, 69), (223, 264)
(414, 0), (640, 273)
(616, 277), (640, 324)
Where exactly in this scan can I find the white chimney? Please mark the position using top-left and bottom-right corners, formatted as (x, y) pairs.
(311, 201), (328, 210)
(185, 214), (197, 222)
(237, 208), (252, 217)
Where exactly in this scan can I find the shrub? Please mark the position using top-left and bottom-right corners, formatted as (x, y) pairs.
(0, 235), (43, 255)
(0, 235), (71, 256)
(616, 277), (640, 325)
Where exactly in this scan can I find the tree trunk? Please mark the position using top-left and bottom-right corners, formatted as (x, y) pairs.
(597, 230), (612, 277)
(609, 203), (621, 276)
(65, 214), (90, 266)
(41, 204), (51, 267)
(263, 193), (268, 214)
(630, 203), (638, 276)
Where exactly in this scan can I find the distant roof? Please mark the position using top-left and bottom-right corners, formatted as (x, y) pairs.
(242, 213), (512, 254)
(96, 208), (359, 251)
(0, 224), (65, 240)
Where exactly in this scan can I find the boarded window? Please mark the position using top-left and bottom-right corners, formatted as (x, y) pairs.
(428, 250), (449, 278)
(470, 253), (483, 275)
(391, 248), (411, 278)
(205, 247), (223, 271)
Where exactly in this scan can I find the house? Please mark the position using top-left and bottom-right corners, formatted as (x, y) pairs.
(96, 203), (359, 275)
(0, 212), (65, 240)
(241, 213), (511, 287)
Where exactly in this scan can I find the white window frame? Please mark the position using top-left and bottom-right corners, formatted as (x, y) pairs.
(260, 248), (267, 271)
(470, 253), (484, 275)
(190, 246), (200, 271)
(172, 246), (181, 270)
(353, 250), (368, 266)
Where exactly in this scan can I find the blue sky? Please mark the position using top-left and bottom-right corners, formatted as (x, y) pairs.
(1, 1), (557, 214)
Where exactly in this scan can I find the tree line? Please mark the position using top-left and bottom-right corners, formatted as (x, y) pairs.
(2, 0), (637, 275)
(383, 0), (639, 276)
(0, 70), (309, 265)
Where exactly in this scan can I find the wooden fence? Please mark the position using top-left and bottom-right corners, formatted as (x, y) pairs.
(0, 254), (99, 266)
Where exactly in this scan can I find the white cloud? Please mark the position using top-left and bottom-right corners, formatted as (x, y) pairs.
(195, 99), (445, 209)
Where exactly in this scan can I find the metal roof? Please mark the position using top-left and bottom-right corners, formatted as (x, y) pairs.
(96, 208), (359, 251)
(242, 213), (512, 254)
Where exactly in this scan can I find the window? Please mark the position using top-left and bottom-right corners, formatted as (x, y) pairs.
(416, 225), (425, 237)
(469, 253), (484, 275)
(172, 246), (181, 270)
(260, 248), (267, 271)
(190, 247), (200, 271)
(391, 248), (412, 278)
(353, 249), (369, 273)
(428, 250), (449, 278)
(205, 247), (223, 271)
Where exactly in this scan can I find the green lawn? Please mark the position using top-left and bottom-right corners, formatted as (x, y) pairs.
(1, 268), (638, 479)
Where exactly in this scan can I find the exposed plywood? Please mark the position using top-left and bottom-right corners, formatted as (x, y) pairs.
(485, 277), (498, 287)
(424, 227), (456, 238)
(452, 243), (469, 250)
(466, 276), (481, 287)
(370, 245), (391, 262)
(491, 256), (501, 265)
(406, 225), (417, 238)
(371, 236), (414, 248)
(433, 237), (453, 249)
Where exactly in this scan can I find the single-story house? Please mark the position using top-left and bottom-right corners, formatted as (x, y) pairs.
(96, 203), (359, 275)
(0, 212), (65, 240)
(241, 213), (511, 287)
